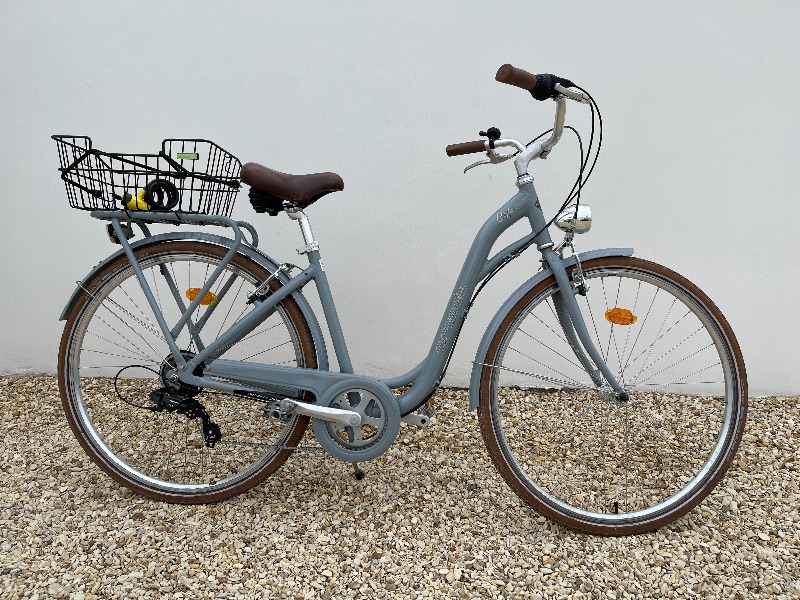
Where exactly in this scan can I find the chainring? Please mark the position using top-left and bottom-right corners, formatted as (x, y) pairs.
(311, 385), (400, 462)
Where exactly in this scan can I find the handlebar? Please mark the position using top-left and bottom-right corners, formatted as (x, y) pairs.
(495, 63), (576, 101)
(445, 140), (487, 157)
(495, 64), (538, 91)
(446, 65), (586, 164)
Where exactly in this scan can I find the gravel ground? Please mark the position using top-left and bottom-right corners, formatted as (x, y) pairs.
(1, 375), (798, 599)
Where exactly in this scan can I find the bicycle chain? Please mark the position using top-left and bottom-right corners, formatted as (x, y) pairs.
(218, 439), (325, 452)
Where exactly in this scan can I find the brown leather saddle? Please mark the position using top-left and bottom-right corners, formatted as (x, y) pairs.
(242, 162), (344, 216)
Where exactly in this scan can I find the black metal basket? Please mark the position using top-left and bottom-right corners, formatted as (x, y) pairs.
(52, 136), (242, 217)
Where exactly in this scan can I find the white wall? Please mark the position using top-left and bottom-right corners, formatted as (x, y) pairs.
(2, 1), (798, 395)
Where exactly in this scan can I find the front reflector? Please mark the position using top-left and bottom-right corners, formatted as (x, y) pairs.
(605, 307), (637, 325)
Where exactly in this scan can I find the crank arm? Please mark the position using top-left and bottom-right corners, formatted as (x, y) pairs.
(283, 399), (362, 426)
(401, 412), (432, 428)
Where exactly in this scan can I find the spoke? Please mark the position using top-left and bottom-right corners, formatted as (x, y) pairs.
(618, 281), (642, 374)
(238, 321), (284, 344)
(637, 342), (715, 386)
(241, 339), (292, 362)
(91, 291), (169, 362)
(600, 278), (613, 363)
(621, 286), (661, 378)
(628, 300), (680, 385)
(79, 364), (159, 370)
(148, 267), (165, 334)
(623, 401), (630, 512)
(92, 312), (160, 362)
(214, 278), (248, 339)
(516, 328), (587, 372)
(617, 280), (642, 385)
(602, 276), (628, 387)
(83, 327), (153, 362)
(632, 324), (705, 376)
(119, 284), (169, 343)
(506, 346), (587, 388)
(81, 348), (157, 363)
(629, 307), (692, 371)
(482, 360), (595, 391)
(635, 361), (721, 391)
(162, 414), (181, 481)
(583, 288), (604, 361)
(537, 299), (573, 347)
(630, 380), (724, 388)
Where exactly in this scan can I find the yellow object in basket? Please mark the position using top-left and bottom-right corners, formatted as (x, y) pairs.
(124, 189), (150, 211)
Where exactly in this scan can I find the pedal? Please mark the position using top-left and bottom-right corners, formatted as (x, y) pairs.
(262, 399), (294, 423)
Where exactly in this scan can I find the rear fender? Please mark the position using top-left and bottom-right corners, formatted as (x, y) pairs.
(59, 231), (329, 370)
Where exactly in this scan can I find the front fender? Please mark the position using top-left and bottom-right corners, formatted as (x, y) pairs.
(468, 247), (634, 410)
(59, 231), (329, 371)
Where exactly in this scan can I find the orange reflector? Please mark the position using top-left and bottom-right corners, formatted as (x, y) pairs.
(605, 307), (637, 326)
(186, 288), (217, 305)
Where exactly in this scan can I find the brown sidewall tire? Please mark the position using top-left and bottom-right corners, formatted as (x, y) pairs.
(477, 256), (747, 535)
(58, 240), (318, 503)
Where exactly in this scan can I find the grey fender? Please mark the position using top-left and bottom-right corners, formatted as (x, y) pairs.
(468, 247), (634, 410)
(59, 231), (330, 371)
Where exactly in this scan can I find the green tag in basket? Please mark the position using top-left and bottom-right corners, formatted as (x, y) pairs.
(176, 152), (199, 160)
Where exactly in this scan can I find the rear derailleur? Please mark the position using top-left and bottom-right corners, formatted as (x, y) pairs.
(148, 388), (222, 448)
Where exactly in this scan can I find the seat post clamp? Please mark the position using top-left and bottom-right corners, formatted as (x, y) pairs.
(297, 241), (320, 255)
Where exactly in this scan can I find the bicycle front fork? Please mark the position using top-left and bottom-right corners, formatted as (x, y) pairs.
(543, 247), (629, 401)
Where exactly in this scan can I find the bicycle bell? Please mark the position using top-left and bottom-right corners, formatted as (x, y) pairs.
(555, 205), (592, 233)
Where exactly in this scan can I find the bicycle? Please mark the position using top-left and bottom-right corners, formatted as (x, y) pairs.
(52, 64), (747, 535)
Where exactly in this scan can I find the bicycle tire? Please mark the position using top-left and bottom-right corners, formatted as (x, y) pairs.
(58, 240), (318, 503)
(477, 256), (747, 534)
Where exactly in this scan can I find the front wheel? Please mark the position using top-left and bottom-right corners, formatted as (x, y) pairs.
(477, 256), (747, 534)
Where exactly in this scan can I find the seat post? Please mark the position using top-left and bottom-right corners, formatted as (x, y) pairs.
(285, 207), (319, 254)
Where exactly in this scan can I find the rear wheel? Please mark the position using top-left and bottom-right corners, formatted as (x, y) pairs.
(58, 240), (318, 503)
(478, 257), (747, 534)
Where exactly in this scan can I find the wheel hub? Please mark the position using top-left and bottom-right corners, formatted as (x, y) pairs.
(159, 350), (202, 397)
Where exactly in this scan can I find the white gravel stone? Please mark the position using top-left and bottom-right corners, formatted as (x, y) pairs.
(0, 376), (798, 599)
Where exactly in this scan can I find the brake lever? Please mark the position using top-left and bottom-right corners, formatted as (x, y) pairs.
(464, 150), (517, 173)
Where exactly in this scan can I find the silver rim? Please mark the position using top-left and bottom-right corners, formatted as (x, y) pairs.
(489, 264), (741, 526)
(64, 248), (307, 498)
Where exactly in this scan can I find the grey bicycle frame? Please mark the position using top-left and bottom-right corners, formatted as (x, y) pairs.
(93, 169), (627, 417)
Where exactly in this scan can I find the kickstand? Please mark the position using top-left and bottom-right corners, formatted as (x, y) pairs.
(352, 463), (365, 481)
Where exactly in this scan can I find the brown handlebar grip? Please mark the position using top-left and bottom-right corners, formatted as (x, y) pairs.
(445, 140), (487, 157)
(495, 64), (538, 91)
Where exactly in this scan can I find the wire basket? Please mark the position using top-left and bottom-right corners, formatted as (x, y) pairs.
(52, 136), (242, 217)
